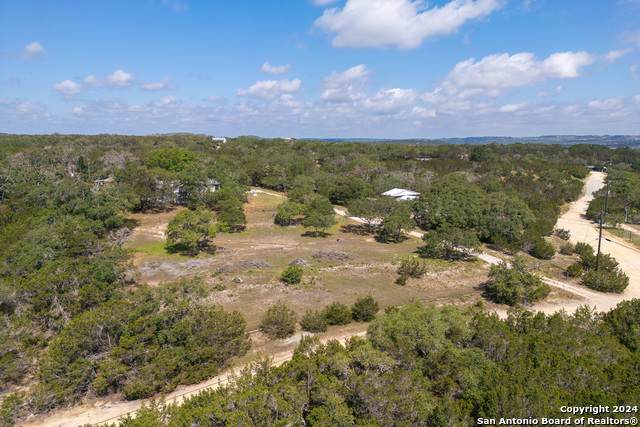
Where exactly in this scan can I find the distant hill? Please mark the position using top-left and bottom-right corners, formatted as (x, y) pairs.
(297, 135), (640, 148)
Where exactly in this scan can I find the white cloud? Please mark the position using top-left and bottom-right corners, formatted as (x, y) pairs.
(542, 51), (595, 78)
(563, 105), (579, 114)
(319, 64), (370, 102)
(536, 85), (563, 97)
(409, 106), (436, 119)
(54, 70), (136, 98)
(107, 70), (134, 87)
(605, 49), (632, 63)
(322, 64), (370, 88)
(237, 79), (302, 100)
(314, 0), (505, 49)
(588, 98), (624, 111)
(362, 88), (418, 114)
(0, 99), (50, 120)
(4, 41), (45, 61)
(154, 95), (180, 107)
(22, 41), (45, 60)
(141, 76), (177, 91)
(427, 51), (596, 100)
(260, 61), (291, 75)
(499, 102), (528, 112)
(53, 80), (82, 98)
(82, 70), (134, 88)
(82, 75), (102, 87)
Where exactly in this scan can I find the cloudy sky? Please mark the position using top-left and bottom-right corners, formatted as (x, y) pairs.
(1, 0), (639, 138)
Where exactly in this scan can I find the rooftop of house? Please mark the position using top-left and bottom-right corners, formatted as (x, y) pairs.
(381, 188), (420, 198)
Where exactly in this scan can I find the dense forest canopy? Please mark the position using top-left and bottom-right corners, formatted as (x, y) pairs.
(113, 302), (640, 426)
(0, 134), (639, 425)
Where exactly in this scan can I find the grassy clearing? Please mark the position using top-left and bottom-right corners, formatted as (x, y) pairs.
(122, 194), (492, 349)
(128, 241), (169, 257)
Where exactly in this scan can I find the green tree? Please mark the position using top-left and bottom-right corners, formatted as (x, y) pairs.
(529, 238), (556, 260)
(347, 197), (393, 231)
(413, 173), (485, 230)
(300, 309), (328, 333)
(323, 302), (352, 326)
(146, 148), (197, 172)
(379, 210), (415, 243)
(484, 256), (551, 306)
(302, 196), (337, 236)
(274, 200), (305, 226)
(420, 224), (480, 261)
(604, 299), (640, 351)
(260, 301), (297, 339)
(165, 208), (217, 254)
(351, 295), (380, 322)
(216, 199), (246, 232)
(287, 175), (316, 204)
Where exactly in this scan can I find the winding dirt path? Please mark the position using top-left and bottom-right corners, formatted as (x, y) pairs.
(20, 331), (367, 427)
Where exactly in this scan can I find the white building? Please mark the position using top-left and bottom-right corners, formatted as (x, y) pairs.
(381, 188), (421, 201)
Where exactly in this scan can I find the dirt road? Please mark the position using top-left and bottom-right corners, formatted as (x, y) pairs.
(20, 331), (367, 427)
(546, 171), (640, 312)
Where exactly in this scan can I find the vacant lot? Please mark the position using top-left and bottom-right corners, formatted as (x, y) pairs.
(124, 192), (493, 331)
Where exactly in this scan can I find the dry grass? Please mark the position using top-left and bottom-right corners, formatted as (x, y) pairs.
(123, 193), (491, 332)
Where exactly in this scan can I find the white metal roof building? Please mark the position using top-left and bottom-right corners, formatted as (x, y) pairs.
(381, 188), (421, 201)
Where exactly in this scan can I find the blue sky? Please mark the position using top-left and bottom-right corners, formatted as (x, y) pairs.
(1, 0), (639, 138)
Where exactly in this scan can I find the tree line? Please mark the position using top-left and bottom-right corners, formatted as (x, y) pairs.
(108, 301), (640, 426)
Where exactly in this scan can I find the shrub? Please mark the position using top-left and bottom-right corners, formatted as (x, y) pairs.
(484, 256), (551, 306)
(555, 228), (571, 240)
(395, 275), (408, 286)
(397, 257), (427, 279)
(573, 242), (594, 256)
(559, 243), (574, 255)
(351, 295), (380, 322)
(281, 265), (303, 284)
(529, 238), (555, 260)
(300, 310), (328, 333)
(582, 270), (629, 293)
(566, 262), (583, 278)
(323, 302), (352, 326)
(260, 301), (297, 339)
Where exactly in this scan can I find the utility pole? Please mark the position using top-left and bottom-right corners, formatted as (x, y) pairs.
(595, 181), (610, 271)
